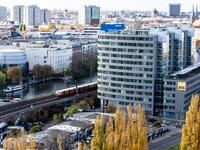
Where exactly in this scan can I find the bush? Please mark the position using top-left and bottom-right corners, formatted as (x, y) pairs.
(53, 114), (64, 125)
(105, 103), (116, 113)
(29, 125), (42, 133)
(64, 101), (88, 116)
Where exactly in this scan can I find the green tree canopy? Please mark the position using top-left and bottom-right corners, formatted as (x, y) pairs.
(7, 66), (22, 83)
(0, 71), (6, 90)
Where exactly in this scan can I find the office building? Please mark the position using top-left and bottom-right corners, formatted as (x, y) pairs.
(168, 4), (181, 17)
(40, 9), (50, 25)
(0, 49), (27, 70)
(97, 24), (194, 115)
(163, 63), (200, 119)
(11, 5), (24, 23)
(25, 44), (72, 73)
(79, 5), (100, 25)
(24, 5), (40, 26)
(0, 6), (7, 21)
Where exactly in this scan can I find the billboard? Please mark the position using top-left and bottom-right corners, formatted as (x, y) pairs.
(101, 24), (124, 33)
(178, 82), (186, 91)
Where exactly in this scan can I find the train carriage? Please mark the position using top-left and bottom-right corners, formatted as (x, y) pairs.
(55, 82), (97, 97)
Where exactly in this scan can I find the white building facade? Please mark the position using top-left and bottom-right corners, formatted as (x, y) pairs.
(11, 5), (24, 23)
(0, 49), (27, 70)
(24, 5), (41, 26)
(0, 6), (7, 21)
(40, 9), (50, 25)
(25, 44), (72, 73)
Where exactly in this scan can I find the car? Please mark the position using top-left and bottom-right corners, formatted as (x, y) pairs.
(3, 99), (10, 102)
(12, 98), (22, 103)
(148, 118), (158, 123)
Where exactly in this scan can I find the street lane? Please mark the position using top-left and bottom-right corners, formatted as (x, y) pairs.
(149, 133), (182, 150)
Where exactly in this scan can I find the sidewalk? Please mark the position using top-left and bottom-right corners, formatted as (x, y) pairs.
(148, 126), (182, 144)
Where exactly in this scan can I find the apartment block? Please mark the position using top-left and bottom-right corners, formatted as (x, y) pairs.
(97, 24), (194, 115)
(11, 5), (24, 23)
(40, 9), (50, 25)
(0, 6), (7, 21)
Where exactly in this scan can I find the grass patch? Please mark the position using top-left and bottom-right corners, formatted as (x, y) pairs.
(166, 144), (180, 150)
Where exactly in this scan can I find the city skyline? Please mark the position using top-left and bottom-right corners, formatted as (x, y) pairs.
(0, 0), (199, 11)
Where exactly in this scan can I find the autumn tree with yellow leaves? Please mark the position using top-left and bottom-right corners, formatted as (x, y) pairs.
(3, 132), (36, 150)
(91, 114), (105, 150)
(180, 94), (200, 150)
(91, 104), (148, 150)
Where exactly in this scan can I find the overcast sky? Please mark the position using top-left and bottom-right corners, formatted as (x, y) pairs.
(0, 0), (199, 11)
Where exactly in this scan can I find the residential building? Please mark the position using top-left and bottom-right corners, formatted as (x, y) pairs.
(25, 44), (72, 73)
(11, 5), (24, 23)
(0, 6), (7, 21)
(163, 63), (200, 119)
(97, 24), (194, 115)
(79, 5), (100, 25)
(24, 5), (40, 26)
(168, 4), (181, 17)
(40, 9), (50, 25)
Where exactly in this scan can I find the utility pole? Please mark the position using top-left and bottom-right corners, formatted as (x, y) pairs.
(36, 65), (37, 82)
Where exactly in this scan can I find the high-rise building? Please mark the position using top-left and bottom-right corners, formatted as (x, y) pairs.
(11, 5), (24, 23)
(24, 5), (40, 26)
(97, 24), (194, 115)
(79, 5), (100, 25)
(40, 9), (50, 25)
(168, 4), (181, 17)
(0, 6), (7, 21)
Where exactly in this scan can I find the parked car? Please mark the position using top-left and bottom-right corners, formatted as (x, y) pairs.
(3, 99), (10, 102)
(12, 98), (22, 103)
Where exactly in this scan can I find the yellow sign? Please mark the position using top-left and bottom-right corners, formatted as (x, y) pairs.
(178, 82), (186, 91)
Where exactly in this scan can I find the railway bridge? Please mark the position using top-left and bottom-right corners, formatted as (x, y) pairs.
(0, 90), (97, 121)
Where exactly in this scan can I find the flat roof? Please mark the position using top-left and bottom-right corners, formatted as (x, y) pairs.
(171, 63), (200, 76)
(0, 49), (23, 52)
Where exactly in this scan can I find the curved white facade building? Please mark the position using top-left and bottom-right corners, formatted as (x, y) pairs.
(0, 49), (27, 69)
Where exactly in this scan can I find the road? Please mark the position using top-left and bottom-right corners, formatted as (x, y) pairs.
(149, 133), (182, 150)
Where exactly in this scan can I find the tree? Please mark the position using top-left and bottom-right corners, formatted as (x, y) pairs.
(104, 116), (114, 150)
(53, 114), (64, 125)
(22, 24), (26, 31)
(19, 25), (22, 32)
(105, 103), (117, 113)
(0, 71), (6, 90)
(33, 64), (43, 78)
(27, 135), (36, 149)
(196, 39), (200, 47)
(91, 114), (105, 150)
(3, 131), (36, 150)
(66, 65), (71, 76)
(7, 66), (22, 83)
(180, 94), (200, 150)
(134, 104), (148, 150)
(48, 24), (56, 30)
(126, 106), (136, 150)
(57, 134), (63, 150)
(92, 105), (148, 150)
(59, 26), (64, 30)
(43, 65), (53, 77)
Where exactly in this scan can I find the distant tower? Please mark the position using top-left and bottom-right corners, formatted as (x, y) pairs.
(196, 5), (199, 17)
(191, 4), (199, 24)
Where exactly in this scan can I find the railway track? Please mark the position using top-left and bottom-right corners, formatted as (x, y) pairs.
(0, 91), (96, 121)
